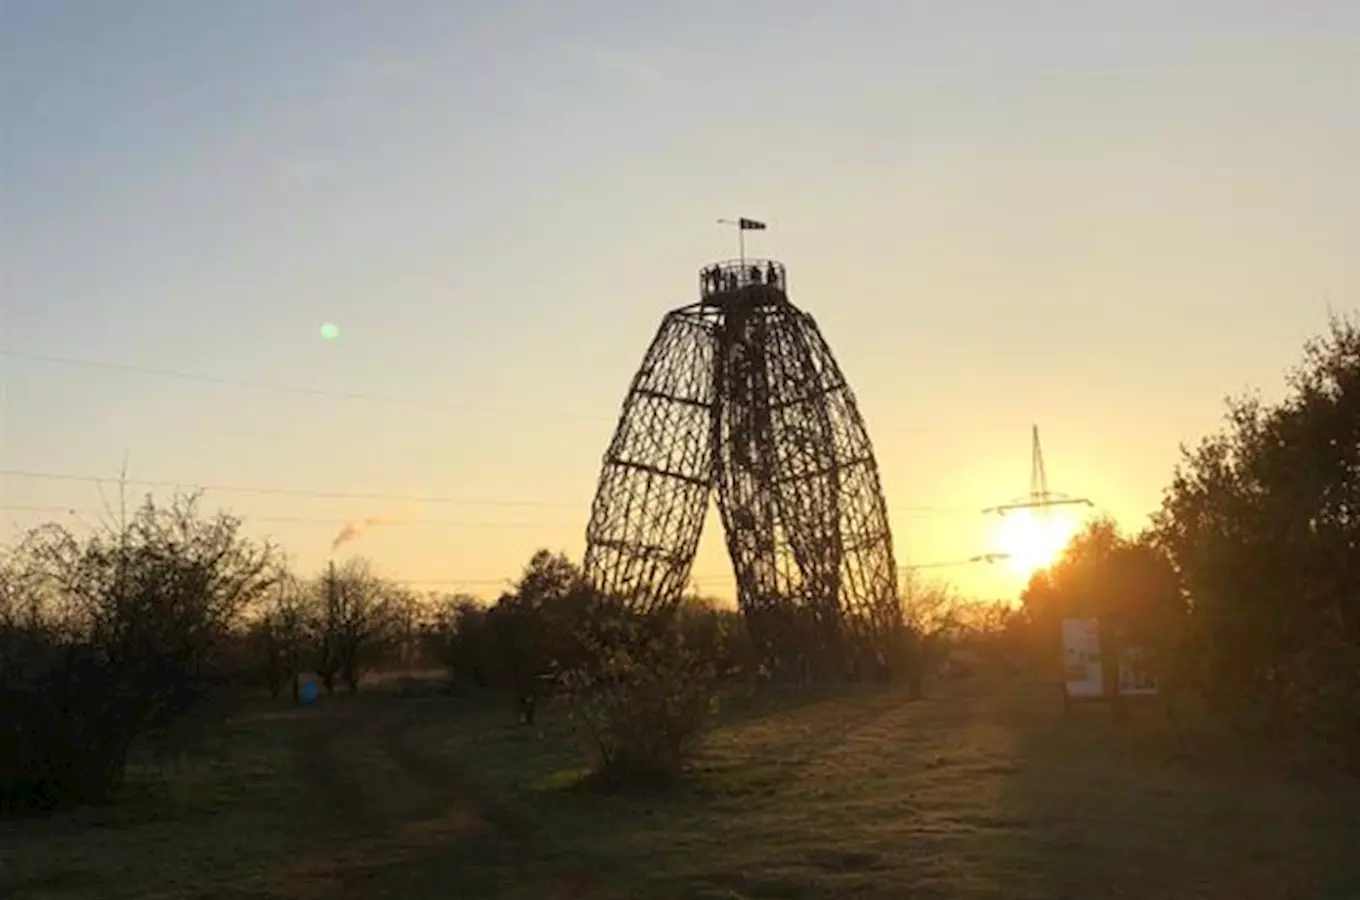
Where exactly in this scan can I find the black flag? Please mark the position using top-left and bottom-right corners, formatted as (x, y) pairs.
(738, 218), (767, 230)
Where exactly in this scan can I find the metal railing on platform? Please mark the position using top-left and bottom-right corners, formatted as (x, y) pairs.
(699, 259), (786, 299)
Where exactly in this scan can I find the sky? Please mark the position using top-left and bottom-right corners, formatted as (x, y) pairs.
(1, 0), (1356, 603)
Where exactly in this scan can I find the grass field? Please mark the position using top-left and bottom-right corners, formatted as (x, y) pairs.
(3, 676), (1358, 900)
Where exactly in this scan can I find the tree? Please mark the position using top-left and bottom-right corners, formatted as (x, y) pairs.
(948, 599), (1024, 674)
(1, 494), (280, 811)
(381, 586), (427, 671)
(896, 571), (964, 698)
(425, 593), (491, 687)
(255, 574), (309, 701)
(485, 549), (591, 723)
(309, 559), (395, 693)
(1150, 314), (1358, 760)
(1021, 518), (1183, 716)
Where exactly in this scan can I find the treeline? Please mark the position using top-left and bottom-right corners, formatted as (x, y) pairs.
(1021, 314), (1358, 766)
(0, 495), (985, 814)
(0, 513), (757, 812)
(0, 499), (440, 813)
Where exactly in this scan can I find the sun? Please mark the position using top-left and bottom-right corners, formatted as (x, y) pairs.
(993, 509), (1076, 577)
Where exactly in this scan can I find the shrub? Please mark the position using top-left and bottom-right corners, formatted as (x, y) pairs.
(673, 595), (754, 682)
(559, 608), (720, 787)
(423, 593), (491, 688)
(0, 496), (278, 813)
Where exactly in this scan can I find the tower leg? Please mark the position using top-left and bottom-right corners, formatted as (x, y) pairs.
(583, 311), (719, 614)
(712, 292), (900, 684)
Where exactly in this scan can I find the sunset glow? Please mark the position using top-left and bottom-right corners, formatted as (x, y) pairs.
(993, 510), (1079, 577)
(0, 3), (1350, 603)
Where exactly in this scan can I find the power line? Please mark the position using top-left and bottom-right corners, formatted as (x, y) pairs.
(903, 553), (1011, 570)
(0, 348), (607, 421)
(0, 347), (1029, 434)
(0, 468), (983, 516)
(0, 508), (1002, 590)
(0, 504), (578, 528)
(390, 578), (513, 588)
(0, 469), (583, 509)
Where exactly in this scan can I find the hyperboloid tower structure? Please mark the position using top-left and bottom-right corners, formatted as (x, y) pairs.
(583, 258), (901, 679)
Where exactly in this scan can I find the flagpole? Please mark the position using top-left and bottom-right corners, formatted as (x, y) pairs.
(717, 217), (764, 271)
(717, 218), (742, 266)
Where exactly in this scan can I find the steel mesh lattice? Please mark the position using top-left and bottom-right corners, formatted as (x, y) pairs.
(582, 309), (719, 615)
(583, 259), (900, 675)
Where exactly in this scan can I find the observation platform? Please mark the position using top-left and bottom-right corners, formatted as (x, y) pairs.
(699, 258), (787, 306)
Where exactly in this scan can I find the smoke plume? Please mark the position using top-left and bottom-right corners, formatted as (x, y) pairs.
(330, 514), (399, 552)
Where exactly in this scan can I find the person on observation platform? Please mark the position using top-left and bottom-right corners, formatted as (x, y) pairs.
(749, 265), (761, 285)
(766, 261), (779, 288)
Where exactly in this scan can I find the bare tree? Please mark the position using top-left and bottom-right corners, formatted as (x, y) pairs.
(381, 585), (426, 671)
(309, 558), (394, 693)
(1, 493), (280, 811)
(898, 571), (963, 699)
(256, 573), (309, 701)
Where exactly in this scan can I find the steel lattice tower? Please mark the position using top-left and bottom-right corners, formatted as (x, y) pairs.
(583, 259), (901, 678)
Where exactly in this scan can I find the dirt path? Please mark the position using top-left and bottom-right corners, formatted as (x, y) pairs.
(254, 699), (600, 900)
(257, 701), (501, 899)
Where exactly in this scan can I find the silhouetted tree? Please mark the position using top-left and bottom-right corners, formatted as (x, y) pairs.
(309, 559), (395, 693)
(425, 593), (491, 687)
(380, 586), (426, 671)
(946, 599), (1024, 675)
(897, 572), (963, 699)
(0, 494), (279, 812)
(1021, 518), (1183, 717)
(486, 549), (591, 723)
(1150, 314), (1358, 761)
(255, 574), (308, 701)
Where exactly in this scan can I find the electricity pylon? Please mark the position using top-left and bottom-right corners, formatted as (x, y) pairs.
(983, 425), (1093, 517)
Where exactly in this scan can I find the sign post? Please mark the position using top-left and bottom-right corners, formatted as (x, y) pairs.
(1061, 617), (1158, 714)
